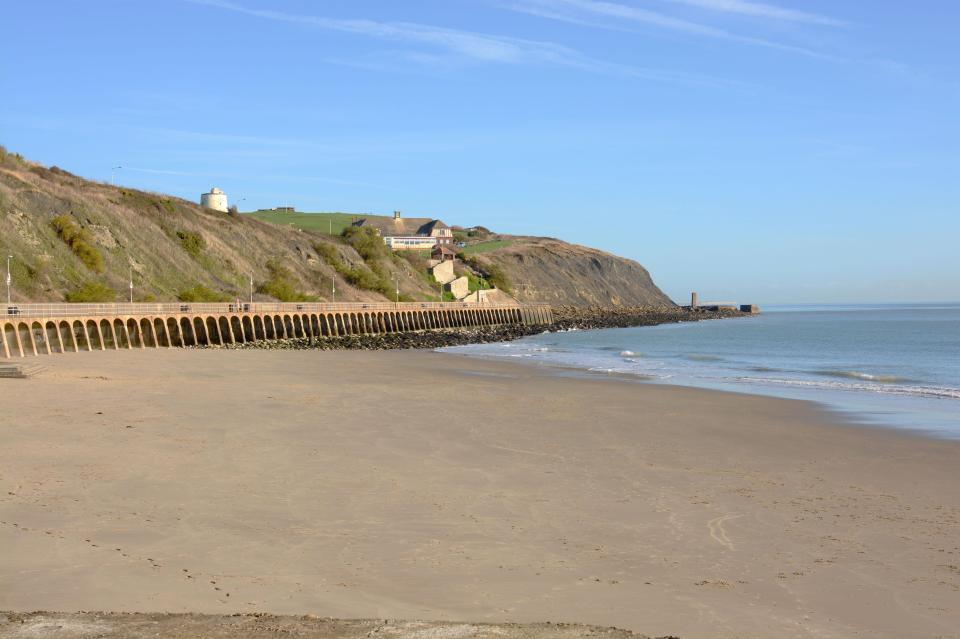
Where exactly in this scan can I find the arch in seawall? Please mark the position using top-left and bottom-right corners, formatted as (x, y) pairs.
(317, 313), (328, 337)
(82, 319), (100, 351)
(58, 320), (75, 353)
(126, 319), (142, 349)
(190, 316), (206, 345)
(322, 313), (333, 337)
(0, 321), (11, 358)
(201, 316), (216, 346)
(27, 321), (43, 355)
(150, 318), (167, 348)
(165, 317), (181, 347)
(242, 315), (255, 342)
(13, 321), (27, 357)
(217, 316), (233, 344)
(113, 319), (130, 349)
(15, 321), (30, 356)
(136, 318), (151, 348)
(43, 321), (61, 354)
(3, 321), (22, 358)
(179, 317), (195, 346)
(98, 319), (115, 350)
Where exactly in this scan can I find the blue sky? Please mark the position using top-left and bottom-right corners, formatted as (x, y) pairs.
(2, 1), (958, 304)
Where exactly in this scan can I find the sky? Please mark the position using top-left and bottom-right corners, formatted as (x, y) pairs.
(2, 1), (958, 304)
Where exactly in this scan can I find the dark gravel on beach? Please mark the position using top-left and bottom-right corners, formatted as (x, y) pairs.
(199, 306), (746, 352)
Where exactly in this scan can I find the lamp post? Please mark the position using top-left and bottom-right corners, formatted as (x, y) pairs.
(332, 275), (336, 303)
(395, 277), (400, 306)
(128, 266), (134, 303)
(5, 255), (11, 305)
(111, 166), (122, 186)
(249, 274), (254, 304)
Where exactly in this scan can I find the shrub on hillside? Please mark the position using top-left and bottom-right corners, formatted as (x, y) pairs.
(65, 281), (116, 303)
(460, 254), (512, 294)
(178, 284), (230, 302)
(313, 241), (392, 297)
(258, 259), (315, 302)
(51, 214), (105, 273)
(341, 225), (389, 262)
(176, 230), (206, 259)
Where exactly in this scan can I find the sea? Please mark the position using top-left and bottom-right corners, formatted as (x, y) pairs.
(442, 303), (960, 439)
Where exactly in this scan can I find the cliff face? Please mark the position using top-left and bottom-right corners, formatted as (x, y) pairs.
(0, 153), (423, 304)
(0, 150), (673, 307)
(474, 238), (674, 307)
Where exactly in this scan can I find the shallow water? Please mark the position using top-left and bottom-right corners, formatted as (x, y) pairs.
(442, 303), (960, 439)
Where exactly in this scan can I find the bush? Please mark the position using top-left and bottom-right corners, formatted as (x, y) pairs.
(461, 254), (512, 293)
(176, 230), (206, 259)
(341, 225), (389, 261)
(51, 215), (105, 273)
(178, 284), (230, 302)
(313, 241), (392, 296)
(258, 259), (315, 302)
(65, 281), (116, 302)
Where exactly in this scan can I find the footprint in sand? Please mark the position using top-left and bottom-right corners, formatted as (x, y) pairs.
(708, 514), (742, 550)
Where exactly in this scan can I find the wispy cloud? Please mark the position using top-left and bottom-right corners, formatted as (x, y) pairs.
(507, 0), (836, 59)
(656, 0), (845, 27)
(184, 0), (742, 86)
(186, 0), (595, 66)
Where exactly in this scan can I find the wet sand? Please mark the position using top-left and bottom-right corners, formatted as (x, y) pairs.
(1, 349), (958, 638)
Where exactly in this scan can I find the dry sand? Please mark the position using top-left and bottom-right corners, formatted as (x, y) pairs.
(0, 349), (958, 638)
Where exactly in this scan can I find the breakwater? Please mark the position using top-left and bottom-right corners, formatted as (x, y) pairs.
(203, 306), (747, 352)
(0, 302), (552, 358)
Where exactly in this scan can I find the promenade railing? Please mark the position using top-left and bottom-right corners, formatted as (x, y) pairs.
(3, 300), (530, 319)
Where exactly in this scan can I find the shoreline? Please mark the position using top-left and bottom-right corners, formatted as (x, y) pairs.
(2, 349), (958, 638)
(438, 346), (960, 444)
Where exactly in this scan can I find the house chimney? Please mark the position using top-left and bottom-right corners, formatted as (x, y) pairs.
(394, 210), (401, 221)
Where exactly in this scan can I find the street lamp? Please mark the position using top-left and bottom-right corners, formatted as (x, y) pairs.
(395, 277), (400, 305)
(5, 255), (11, 305)
(111, 166), (122, 186)
(248, 273), (254, 304)
(128, 266), (134, 303)
(331, 275), (336, 303)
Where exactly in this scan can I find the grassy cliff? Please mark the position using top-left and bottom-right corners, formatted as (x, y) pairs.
(0, 149), (673, 307)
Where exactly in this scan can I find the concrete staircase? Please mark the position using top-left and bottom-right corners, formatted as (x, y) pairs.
(428, 260), (470, 301)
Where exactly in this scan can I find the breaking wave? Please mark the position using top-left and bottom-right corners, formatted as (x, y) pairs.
(815, 370), (913, 384)
(738, 376), (960, 400)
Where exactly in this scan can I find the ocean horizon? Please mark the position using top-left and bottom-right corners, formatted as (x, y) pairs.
(442, 302), (960, 439)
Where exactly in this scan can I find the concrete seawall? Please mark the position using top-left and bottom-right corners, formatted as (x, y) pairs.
(1, 302), (553, 359)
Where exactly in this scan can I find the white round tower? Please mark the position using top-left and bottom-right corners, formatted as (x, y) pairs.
(200, 187), (229, 212)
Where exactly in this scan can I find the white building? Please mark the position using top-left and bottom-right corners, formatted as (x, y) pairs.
(200, 187), (228, 212)
(384, 235), (438, 251)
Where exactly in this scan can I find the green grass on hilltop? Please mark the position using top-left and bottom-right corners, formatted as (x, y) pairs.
(459, 239), (513, 255)
(245, 210), (371, 235)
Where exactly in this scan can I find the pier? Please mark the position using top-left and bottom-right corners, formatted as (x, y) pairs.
(1, 302), (553, 359)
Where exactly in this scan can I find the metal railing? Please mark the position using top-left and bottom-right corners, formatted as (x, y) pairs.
(3, 300), (535, 319)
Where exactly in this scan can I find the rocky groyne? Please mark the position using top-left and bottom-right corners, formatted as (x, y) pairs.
(200, 306), (747, 352)
(550, 305), (745, 330)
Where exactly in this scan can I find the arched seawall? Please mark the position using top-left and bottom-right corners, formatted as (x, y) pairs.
(1, 304), (553, 359)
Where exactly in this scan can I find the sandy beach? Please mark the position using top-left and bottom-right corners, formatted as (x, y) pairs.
(1, 348), (958, 638)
